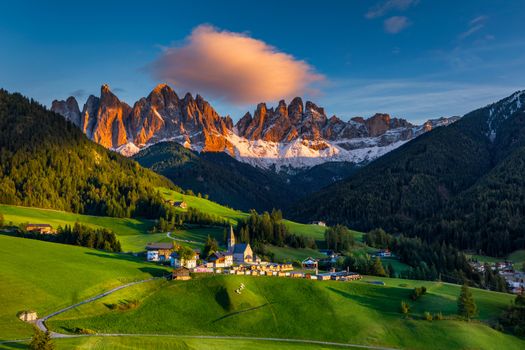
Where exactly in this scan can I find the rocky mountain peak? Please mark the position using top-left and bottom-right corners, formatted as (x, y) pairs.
(51, 96), (81, 127)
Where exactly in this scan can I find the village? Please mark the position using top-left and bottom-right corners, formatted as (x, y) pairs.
(145, 226), (363, 282)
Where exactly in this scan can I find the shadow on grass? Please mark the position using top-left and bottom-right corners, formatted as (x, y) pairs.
(212, 303), (272, 323)
(83, 252), (169, 277)
(327, 285), (453, 316)
(0, 340), (29, 349)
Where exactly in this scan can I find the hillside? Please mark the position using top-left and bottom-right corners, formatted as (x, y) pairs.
(134, 142), (296, 211)
(0, 89), (175, 219)
(0, 235), (170, 340)
(48, 274), (524, 350)
(134, 142), (358, 212)
(291, 91), (525, 257)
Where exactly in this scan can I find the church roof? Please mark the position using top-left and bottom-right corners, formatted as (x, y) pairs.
(233, 243), (250, 254)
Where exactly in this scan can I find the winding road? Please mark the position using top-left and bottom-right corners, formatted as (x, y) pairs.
(11, 277), (398, 350)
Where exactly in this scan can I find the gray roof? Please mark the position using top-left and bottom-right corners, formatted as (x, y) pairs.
(233, 243), (250, 254)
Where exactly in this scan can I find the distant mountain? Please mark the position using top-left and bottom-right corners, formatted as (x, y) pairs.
(0, 89), (175, 218)
(52, 84), (459, 171)
(290, 90), (525, 257)
(133, 141), (359, 212)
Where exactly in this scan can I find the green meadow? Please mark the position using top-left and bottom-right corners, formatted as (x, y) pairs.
(5, 336), (358, 350)
(0, 235), (170, 340)
(49, 274), (524, 350)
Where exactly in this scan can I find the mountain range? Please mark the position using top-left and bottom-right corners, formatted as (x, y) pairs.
(291, 90), (525, 257)
(51, 84), (459, 171)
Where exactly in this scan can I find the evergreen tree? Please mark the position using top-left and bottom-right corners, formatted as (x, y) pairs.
(370, 257), (387, 277)
(202, 235), (219, 258)
(457, 284), (477, 320)
(29, 326), (54, 350)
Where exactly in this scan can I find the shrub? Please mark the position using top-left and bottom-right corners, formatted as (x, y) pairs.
(400, 301), (410, 315)
(424, 311), (433, 321)
(410, 286), (427, 300)
(435, 312), (444, 320)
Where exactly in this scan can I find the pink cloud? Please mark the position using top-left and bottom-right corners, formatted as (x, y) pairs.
(149, 25), (324, 105)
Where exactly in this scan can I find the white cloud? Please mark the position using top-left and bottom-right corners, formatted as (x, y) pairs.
(319, 79), (521, 123)
(366, 0), (419, 19)
(384, 16), (410, 34)
(459, 15), (488, 40)
(148, 25), (324, 105)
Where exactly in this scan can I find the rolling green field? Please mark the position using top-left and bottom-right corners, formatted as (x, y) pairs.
(49, 274), (524, 350)
(0, 235), (169, 340)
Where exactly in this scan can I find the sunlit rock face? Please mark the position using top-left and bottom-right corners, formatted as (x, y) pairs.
(52, 84), (459, 171)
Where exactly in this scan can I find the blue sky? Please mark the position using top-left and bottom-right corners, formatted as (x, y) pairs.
(0, 0), (523, 123)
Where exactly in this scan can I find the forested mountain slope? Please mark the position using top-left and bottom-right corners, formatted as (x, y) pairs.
(0, 89), (175, 218)
(291, 91), (525, 256)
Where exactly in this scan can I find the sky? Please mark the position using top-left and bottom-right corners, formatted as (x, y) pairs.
(0, 0), (524, 124)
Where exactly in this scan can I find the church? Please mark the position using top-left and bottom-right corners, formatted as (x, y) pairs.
(228, 226), (254, 263)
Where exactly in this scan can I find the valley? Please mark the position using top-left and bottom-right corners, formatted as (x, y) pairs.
(1, 4), (525, 347)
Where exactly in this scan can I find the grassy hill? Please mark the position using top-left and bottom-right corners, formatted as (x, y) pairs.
(158, 187), (328, 241)
(0, 235), (170, 340)
(48, 274), (524, 350)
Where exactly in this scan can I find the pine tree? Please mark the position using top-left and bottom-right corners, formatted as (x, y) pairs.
(457, 284), (477, 320)
(29, 326), (54, 350)
(370, 257), (387, 277)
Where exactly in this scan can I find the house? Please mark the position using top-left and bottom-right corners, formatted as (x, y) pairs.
(146, 242), (174, 262)
(375, 249), (392, 258)
(207, 251), (233, 268)
(166, 199), (188, 209)
(172, 267), (191, 280)
(311, 221), (327, 227)
(17, 310), (37, 322)
(227, 226), (253, 263)
(301, 257), (319, 270)
(170, 250), (199, 269)
(25, 224), (55, 234)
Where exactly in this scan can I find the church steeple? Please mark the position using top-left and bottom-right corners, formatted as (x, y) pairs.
(227, 225), (236, 252)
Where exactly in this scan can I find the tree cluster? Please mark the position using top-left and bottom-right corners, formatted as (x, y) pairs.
(18, 222), (121, 252)
(364, 228), (507, 291)
(235, 209), (317, 252)
(324, 224), (355, 252)
(500, 294), (525, 336)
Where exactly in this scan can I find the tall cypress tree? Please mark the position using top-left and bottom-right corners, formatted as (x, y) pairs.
(457, 284), (477, 320)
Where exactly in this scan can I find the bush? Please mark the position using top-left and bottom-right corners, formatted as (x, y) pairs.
(400, 301), (410, 315)
(435, 312), (444, 320)
(424, 311), (433, 321)
(74, 328), (96, 335)
(410, 286), (427, 300)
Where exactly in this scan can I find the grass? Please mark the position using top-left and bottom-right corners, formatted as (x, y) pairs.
(0, 235), (170, 340)
(380, 257), (411, 274)
(32, 336), (360, 349)
(49, 274), (524, 350)
(157, 187), (248, 224)
(267, 245), (326, 263)
(0, 204), (156, 252)
(508, 250), (525, 267)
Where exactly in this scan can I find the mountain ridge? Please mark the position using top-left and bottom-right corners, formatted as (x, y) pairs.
(289, 90), (525, 257)
(52, 84), (459, 170)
